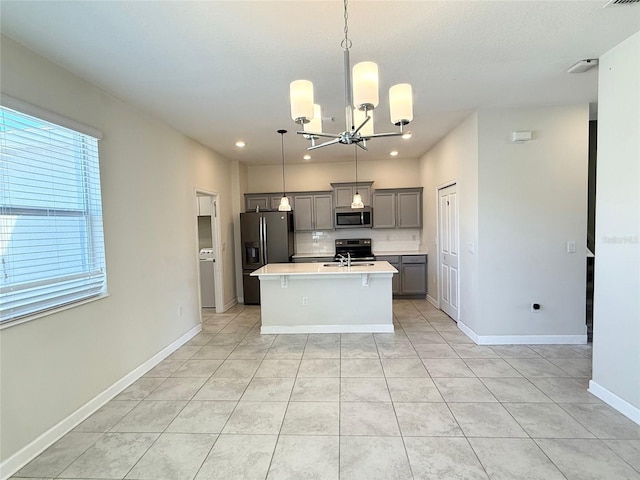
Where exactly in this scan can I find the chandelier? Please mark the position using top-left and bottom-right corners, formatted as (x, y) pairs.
(289, 0), (413, 151)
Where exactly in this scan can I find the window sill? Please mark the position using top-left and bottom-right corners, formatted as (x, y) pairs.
(0, 293), (110, 330)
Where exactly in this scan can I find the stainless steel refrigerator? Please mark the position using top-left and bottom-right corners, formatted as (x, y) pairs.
(241, 211), (295, 305)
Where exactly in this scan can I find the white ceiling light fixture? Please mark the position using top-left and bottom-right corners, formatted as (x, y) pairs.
(289, 0), (413, 151)
(351, 146), (364, 209)
(235, 140), (246, 148)
(277, 129), (292, 212)
(390, 150), (399, 157)
(303, 154), (311, 161)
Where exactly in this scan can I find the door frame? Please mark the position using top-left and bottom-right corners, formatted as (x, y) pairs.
(436, 181), (460, 321)
(195, 189), (225, 315)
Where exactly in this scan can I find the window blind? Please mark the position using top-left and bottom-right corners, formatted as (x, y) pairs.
(0, 105), (107, 325)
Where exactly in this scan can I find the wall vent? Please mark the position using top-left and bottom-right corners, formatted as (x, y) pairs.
(603, 0), (640, 7)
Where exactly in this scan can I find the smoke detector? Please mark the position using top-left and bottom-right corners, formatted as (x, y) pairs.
(567, 59), (599, 74)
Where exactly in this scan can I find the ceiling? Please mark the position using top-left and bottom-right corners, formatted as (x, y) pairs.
(1, 1), (638, 165)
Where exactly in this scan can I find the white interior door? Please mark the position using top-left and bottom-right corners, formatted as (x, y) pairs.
(438, 184), (459, 321)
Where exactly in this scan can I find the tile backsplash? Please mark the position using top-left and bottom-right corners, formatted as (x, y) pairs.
(295, 228), (423, 255)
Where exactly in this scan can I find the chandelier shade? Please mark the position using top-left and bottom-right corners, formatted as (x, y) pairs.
(389, 83), (414, 126)
(353, 61), (380, 111)
(306, 104), (323, 134)
(290, 80), (314, 124)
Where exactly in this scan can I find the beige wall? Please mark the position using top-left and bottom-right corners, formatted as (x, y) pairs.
(420, 104), (589, 340)
(592, 32), (640, 418)
(476, 105), (589, 337)
(247, 158), (421, 193)
(0, 36), (237, 462)
(419, 113), (480, 327)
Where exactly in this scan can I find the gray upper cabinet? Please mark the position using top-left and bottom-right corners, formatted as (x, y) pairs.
(372, 188), (423, 229)
(270, 195), (293, 211)
(293, 192), (333, 231)
(397, 191), (422, 228)
(372, 192), (396, 228)
(331, 182), (372, 208)
(245, 193), (292, 212)
(245, 194), (270, 212)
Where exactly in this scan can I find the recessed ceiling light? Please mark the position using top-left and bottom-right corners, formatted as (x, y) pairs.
(402, 132), (412, 139)
(303, 154), (311, 161)
(235, 141), (246, 148)
(390, 150), (399, 157)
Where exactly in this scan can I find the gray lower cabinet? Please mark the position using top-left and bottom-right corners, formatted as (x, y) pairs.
(377, 254), (427, 298)
(293, 192), (333, 231)
(372, 188), (422, 229)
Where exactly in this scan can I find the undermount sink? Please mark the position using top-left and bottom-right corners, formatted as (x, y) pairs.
(322, 262), (375, 267)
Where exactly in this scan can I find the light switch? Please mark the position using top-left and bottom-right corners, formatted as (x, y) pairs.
(567, 240), (576, 253)
(467, 242), (475, 254)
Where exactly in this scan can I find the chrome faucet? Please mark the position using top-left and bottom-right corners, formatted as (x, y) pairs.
(337, 253), (352, 267)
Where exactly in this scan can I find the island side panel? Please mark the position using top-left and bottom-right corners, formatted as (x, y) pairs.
(258, 273), (394, 334)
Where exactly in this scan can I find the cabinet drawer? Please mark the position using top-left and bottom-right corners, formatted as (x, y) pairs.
(376, 255), (400, 263)
(401, 255), (426, 264)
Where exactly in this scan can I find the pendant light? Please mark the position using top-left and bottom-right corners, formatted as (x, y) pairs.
(277, 129), (291, 211)
(351, 145), (364, 209)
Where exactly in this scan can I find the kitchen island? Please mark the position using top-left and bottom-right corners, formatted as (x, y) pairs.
(250, 261), (398, 334)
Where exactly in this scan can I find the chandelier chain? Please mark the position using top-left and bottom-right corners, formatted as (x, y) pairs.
(341, 0), (352, 50)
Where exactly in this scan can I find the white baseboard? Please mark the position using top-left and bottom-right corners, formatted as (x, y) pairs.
(426, 294), (439, 308)
(588, 380), (640, 425)
(218, 298), (238, 313)
(0, 324), (202, 480)
(261, 324), (395, 334)
(457, 321), (588, 345)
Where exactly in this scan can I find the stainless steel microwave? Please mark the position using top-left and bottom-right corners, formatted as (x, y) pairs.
(335, 207), (373, 229)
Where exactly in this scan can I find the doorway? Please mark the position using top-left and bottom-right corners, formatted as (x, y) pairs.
(195, 191), (223, 316)
(437, 183), (459, 321)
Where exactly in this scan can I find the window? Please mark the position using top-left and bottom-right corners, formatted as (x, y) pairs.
(0, 103), (106, 325)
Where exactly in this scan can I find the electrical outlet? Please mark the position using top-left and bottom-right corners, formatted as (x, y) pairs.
(302, 296), (309, 306)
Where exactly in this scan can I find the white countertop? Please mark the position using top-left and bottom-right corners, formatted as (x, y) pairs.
(292, 251), (427, 258)
(373, 251), (428, 256)
(250, 261), (398, 276)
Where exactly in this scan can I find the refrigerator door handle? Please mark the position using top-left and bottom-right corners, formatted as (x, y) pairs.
(259, 217), (265, 265)
(263, 217), (268, 264)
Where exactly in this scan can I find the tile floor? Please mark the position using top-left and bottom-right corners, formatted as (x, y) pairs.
(12, 300), (640, 480)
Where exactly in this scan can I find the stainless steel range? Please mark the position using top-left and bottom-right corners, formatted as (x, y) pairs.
(334, 238), (375, 262)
